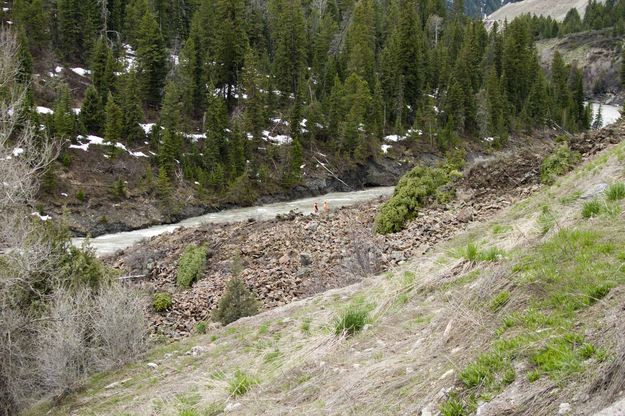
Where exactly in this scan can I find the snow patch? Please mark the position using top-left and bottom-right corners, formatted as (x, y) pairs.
(12, 147), (24, 157)
(54, 66), (63, 73)
(381, 144), (392, 154)
(72, 108), (81, 115)
(70, 67), (91, 77)
(31, 212), (51, 221)
(36, 106), (53, 115)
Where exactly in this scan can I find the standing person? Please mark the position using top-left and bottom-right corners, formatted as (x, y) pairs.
(312, 202), (319, 215)
(323, 201), (330, 215)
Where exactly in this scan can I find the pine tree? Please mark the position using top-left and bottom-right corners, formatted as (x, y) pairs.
(91, 38), (116, 98)
(346, 0), (376, 88)
(214, 0), (248, 106)
(340, 73), (372, 158)
(160, 76), (185, 131)
(592, 104), (603, 129)
(124, 0), (148, 45)
(120, 72), (145, 144)
(135, 9), (168, 107)
(53, 84), (76, 140)
(80, 85), (104, 134)
(104, 92), (123, 142)
(159, 129), (178, 177)
(621, 43), (625, 89)
(270, 0), (307, 97)
(178, 35), (205, 119)
(13, 0), (49, 52)
(283, 138), (303, 186)
(242, 49), (267, 140)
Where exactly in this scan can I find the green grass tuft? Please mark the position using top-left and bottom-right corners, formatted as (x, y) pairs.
(176, 244), (207, 287)
(228, 370), (259, 396)
(581, 200), (602, 219)
(333, 307), (369, 336)
(152, 292), (173, 312)
(490, 291), (511, 312)
(606, 182), (625, 201)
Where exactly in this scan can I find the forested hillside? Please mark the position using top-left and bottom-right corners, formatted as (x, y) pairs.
(3, 0), (593, 232)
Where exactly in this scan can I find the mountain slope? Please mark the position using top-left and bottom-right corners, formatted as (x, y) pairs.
(26, 121), (625, 416)
(486, 0), (607, 23)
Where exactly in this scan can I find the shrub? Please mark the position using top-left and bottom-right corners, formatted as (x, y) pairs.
(228, 369), (258, 396)
(214, 277), (260, 325)
(176, 244), (207, 287)
(606, 182), (625, 201)
(76, 189), (86, 202)
(375, 164), (461, 234)
(540, 143), (581, 185)
(195, 321), (208, 334)
(333, 306), (369, 336)
(153, 292), (173, 312)
(581, 199), (602, 219)
(440, 394), (469, 416)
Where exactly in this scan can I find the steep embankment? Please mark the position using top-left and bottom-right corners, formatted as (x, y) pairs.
(536, 29), (624, 102)
(107, 125), (622, 338)
(28, 121), (625, 416)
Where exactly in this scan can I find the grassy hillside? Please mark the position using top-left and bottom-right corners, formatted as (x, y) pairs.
(27, 122), (625, 415)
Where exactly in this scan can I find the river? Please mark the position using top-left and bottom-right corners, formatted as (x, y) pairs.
(76, 102), (621, 257)
(74, 187), (395, 256)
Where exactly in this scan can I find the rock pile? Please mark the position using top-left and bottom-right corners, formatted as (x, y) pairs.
(109, 123), (625, 337)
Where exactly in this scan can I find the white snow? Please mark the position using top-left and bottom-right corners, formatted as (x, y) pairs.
(6, 20), (12, 25)
(483, 137), (495, 143)
(184, 133), (206, 142)
(271, 117), (289, 126)
(31, 212), (51, 221)
(61, 193), (68, 197)
(381, 144), (392, 154)
(36, 106), (53, 115)
(171, 54), (179, 66)
(12, 148), (24, 157)
(70, 67), (91, 77)
(72, 108), (81, 115)
(69, 143), (89, 151)
(2, 7), (9, 11)
(54, 66), (63, 73)
(129, 151), (148, 157)
(194, 181), (200, 185)
(140, 123), (157, 134)
(271, 135), (292, 145)
(384, 134), (402, 142)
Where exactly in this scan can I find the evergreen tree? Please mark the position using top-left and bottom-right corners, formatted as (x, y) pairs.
(13, 0), (49, 52)
(120, 72), (145, 144)
(80, 85), (105, 134)
(91, 38), (116, 98)
(270, 0), (307, 97)
(135, 9), (168, 107)
(159, 129), (178, 177)
(242, 49), (267, 140)
(214, 0), (248, 106)
(593, 104), (603, 129)
(160, 76), (185, 131)
(346, 0), (376, 88)
(283, 138), (303, 186)
(104, 92), (123, 142)
(340, 73), (372, 158)
(124, 0), (148, 45)
(53, 84), (76, 140)
(621, 44), (625, 88)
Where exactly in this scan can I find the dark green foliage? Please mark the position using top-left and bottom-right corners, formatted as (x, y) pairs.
(80, 85), (104, 134)
(152, 292), (173, 312)
(540, 143), (582, 185)
(135, 9), (168, 107)
(104, 93), (123, 142)
(375, 161), (462, 234)
(53, 84), (76, 140)
(214, 277), (260, 325)
(333, 306), (369, 336)
(176, 244), (207, 287)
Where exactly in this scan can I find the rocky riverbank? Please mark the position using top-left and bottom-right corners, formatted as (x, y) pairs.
(108, 123), (625, 337)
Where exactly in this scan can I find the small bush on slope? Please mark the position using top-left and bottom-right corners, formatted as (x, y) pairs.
(214, 277), (260, 325)
(176, 244), (207, 287)
(152, 292), (172, 312)
(333, 306), (369, 336)
(540, 143), (581, 185)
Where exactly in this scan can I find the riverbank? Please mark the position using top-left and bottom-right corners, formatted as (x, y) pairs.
(108, 121), (625, 337)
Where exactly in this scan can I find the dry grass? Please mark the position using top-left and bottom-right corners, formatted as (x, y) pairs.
(27, 126), (625, 416)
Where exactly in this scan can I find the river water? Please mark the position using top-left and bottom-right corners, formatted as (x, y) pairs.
(74, 187), (395, 256)
(75, 103), (621, 257)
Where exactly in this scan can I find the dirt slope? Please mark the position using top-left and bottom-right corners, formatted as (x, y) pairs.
(486, 0), (607, 24)
(26, 121), (625, 416)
